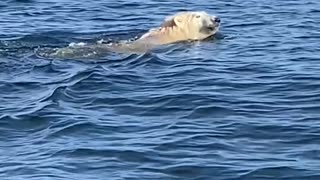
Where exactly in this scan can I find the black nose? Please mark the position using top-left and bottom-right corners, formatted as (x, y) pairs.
(214, 17), (221, 23)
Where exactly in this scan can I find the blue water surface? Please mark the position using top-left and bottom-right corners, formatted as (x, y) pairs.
(1, 0), (320, 179)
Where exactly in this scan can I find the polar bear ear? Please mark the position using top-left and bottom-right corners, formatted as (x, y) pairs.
(160, 16), (177, 28)
(172, 15), (186, 28)
(161, 13), (187, 28)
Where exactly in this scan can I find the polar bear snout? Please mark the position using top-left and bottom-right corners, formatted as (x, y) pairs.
(213, 17), (221, 23)
(209, 16), (221, 26)
(204, 16), (220, 32)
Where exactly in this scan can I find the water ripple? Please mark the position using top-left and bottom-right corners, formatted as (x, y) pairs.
(1, 0), (320, 179)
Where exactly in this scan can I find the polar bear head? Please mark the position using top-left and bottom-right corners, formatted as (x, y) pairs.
(161, 11), (221, 41)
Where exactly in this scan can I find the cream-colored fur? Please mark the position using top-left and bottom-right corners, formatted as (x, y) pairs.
(135, 11), (220, 45)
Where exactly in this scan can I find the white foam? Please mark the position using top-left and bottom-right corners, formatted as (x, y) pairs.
(68, 42), (87, 47)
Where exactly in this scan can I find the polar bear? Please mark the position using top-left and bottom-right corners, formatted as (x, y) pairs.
(105, 11), (220, 53)
(135, 11), (221, 45)
(40, 11), (220, 58)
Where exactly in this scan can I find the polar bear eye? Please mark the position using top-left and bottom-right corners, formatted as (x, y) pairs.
(196, 15), (201, 18)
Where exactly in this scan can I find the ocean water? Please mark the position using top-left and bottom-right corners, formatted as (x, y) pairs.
(1, 0), (320, 179)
